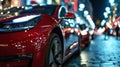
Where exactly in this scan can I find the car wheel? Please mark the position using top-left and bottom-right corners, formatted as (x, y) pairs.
(45, 33), (63, 67)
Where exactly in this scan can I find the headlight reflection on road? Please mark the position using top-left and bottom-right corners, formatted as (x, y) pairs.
(80, 51), (89, 64)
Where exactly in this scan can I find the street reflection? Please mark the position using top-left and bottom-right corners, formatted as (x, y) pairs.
(64, 34), (120, 67)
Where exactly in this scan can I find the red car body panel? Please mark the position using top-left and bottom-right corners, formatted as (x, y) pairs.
(0, 15), (57, 67)
(0, 5), (81, 67)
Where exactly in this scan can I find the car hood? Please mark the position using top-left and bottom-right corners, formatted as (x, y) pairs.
(0, 14), (40, 23)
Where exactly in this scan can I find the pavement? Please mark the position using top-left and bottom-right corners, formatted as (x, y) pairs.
(64, 34), (120, 67)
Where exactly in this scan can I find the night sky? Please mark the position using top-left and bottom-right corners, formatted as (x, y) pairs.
(89, 0), (107, 21)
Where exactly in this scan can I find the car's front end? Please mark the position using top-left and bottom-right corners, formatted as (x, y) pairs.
(0, 5), (65, 67)
(0, 14), (49, 67)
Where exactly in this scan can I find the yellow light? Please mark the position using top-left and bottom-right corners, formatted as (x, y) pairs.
(21, 6), (25, 8)
(17, 6), (20, 8)
(15, 1), (18, 5)
(1, 12), (3, 15)
(7, 11), (10, 14)
(0, 6), (2, 9)
(11, 0), (20, 7)
(11, 5), (13, 7)
(15, 12), (18, 16)
(56, 0), (60, 4)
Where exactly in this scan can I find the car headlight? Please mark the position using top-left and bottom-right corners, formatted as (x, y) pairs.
(0, 15), (40, 32)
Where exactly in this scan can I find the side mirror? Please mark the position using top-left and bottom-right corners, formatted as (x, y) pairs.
(65, 12), (75, 19)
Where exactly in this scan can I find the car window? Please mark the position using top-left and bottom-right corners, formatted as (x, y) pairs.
(58, 6), (67, 18)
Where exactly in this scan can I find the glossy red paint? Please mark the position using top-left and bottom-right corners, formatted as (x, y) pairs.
(0, 5), (82, 67)
(81, 33), (90, 48)
(63, 27), (90, 49)
(0, 18), (55, 67)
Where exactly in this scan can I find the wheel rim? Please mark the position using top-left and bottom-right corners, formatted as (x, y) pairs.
(49, 37), (63, 67)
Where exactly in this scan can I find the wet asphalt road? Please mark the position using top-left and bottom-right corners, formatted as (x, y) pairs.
(63, 34), (120, 67)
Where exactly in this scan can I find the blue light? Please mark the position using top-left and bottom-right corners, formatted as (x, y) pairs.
(105, 7), (111, 14)
(79, 3), (85, 11)
(109, 0), (115, 6)
(109, 0), (114, 3)
(105, 7), (110, 12)
(103, 12), (108, 18)
(101, 20), (106, 26)
(84, 10), (89, 16)
(26, 0), (31, 5)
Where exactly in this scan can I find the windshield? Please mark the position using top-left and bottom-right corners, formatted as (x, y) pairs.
(0, 5), (57, 20)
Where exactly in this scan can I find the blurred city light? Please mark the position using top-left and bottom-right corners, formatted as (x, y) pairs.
(105, 7), (111, 13)
(27, 0), (31, 5)
(84, 10), (89, 16)
(109, 0), (115, 6)
(103, 12), (108, 18)
(1, 12), (3, 15)
(101, 19), (106, 26)
(109, 0), (114, 3)
(76, 17), (81, 23)
(79, 3), (85, 11)
(35, 0), (46, 5)
(106, 22), (112, 28)
(97, 27), (105, 33)
(86, 15), (95, 29)
(47, 0), (52, 4)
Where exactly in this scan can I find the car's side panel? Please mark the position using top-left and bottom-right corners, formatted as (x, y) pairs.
(60, 19), (79, 58)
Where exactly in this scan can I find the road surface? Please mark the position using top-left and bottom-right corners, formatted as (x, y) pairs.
(63, 34), (120, 67)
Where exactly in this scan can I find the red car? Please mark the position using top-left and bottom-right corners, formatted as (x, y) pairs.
(77, 23), (90, 48)
(0, 5), (81, 67)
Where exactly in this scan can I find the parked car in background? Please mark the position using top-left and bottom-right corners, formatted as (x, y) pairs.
(62, 12), (91, 49)
(74, 13), (90, 48)
(0, 5), (81, 67)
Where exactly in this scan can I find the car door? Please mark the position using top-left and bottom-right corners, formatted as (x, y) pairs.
(58, 6), (79, 57)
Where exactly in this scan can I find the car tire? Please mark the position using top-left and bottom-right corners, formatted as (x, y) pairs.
(44, 33), (63, 67)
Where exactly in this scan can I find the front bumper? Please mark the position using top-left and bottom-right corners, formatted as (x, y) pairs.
(0, 54), (33, 67)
